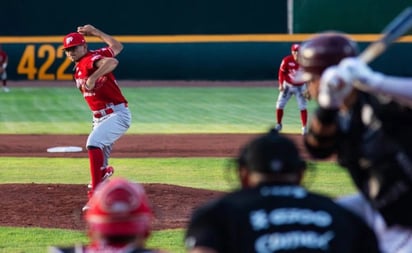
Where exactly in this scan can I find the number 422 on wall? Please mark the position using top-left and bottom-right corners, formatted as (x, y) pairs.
(17, 44), (73, 80)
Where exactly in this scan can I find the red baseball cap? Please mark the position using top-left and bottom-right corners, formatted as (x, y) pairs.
(291, 43), (300, 52)
(63, 32), (86, 49)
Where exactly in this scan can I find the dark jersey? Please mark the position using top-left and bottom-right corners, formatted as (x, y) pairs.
(305, 91), (412, 227)
(185, 183), (380, 253)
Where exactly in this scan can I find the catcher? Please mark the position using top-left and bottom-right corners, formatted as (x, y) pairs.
(48, 177), (169, 253)
(295, 32), (412, 252)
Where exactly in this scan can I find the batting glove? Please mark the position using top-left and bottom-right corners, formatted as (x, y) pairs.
(338, 57), (385, 92)
(318, 66), (354, 109)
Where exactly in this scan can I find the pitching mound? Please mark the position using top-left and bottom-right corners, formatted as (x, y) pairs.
(0, 133), (316, 231)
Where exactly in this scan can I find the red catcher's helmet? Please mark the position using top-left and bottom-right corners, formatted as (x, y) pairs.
(291, 43), (300, 52)
(296, 32), (359, 82)
(85, 178), (153, 237)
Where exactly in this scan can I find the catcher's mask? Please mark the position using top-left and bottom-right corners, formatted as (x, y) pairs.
(85, 178), (153, 237)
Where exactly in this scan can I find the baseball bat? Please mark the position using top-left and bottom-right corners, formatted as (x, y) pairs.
(359, 6), (412, 63)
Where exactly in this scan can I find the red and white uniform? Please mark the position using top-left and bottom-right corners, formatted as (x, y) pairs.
(74, 47), (131, 171)
(276, 54), (307, 110)
(275, 44), (308, 134)
(74, 47), (127, 111)
(0, 49), (8, 80)
(278, 55), (304, 88)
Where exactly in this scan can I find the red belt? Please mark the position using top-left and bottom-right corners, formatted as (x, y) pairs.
(93, 108), (114, 118)
(93, 103), (127, 118)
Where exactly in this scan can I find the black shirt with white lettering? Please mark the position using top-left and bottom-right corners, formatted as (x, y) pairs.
(185, 183), (381, 253)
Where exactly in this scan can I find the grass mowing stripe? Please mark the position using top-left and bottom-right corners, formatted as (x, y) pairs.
(0, 227), (184, 253)
(0, 87), (317, 134)
(0, 157), (357, 195)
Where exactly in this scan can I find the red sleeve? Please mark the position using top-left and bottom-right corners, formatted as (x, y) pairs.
(97, 47), (115, 57)
(278, 57), (287, 85)
(88, 47), (114, 69)
(0, 52), (7, 64)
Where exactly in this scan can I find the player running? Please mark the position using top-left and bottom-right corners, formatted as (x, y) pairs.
(62, 25), (131, 211)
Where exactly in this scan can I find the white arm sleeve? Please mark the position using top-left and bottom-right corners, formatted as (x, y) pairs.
(362, 75), (412, 107)
(337, 58), (412, 107)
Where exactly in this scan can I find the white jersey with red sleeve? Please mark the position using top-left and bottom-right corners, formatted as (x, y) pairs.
(278, 55), (304, 86)
(74, 47), (128, 111)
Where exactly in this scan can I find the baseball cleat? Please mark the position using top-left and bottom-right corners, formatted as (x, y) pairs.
(87, 166), (115, 189)
(82, 204), (90, 212)
(275, 124), (282, 131)
(301, 126), (308, 135)
(102, 165), (114, 181)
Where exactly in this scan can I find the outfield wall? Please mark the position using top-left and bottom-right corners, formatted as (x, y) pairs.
(1, 0), (287, 36)
(3, 1), (410, 35)
(293, 0), (412, 33)
(1, 35), (412, 81)
(2, 1), (411, 81)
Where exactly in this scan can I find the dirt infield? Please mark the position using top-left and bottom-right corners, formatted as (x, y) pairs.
(0, 133), (310, 231)
(1, 80), (316, 232)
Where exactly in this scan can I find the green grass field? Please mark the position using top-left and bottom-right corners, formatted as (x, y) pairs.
(0, 86), (318, 134)
(0, 86), (356, 253)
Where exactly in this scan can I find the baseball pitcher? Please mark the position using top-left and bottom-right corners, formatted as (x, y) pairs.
(62, 25), (131, 212)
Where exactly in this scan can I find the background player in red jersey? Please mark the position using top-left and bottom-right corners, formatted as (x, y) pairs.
(62, 25), (131, 211)
(0, 44), (9, 92)
(275, 43), (308, 135)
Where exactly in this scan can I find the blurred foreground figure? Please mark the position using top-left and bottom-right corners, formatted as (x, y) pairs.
(296, 31), (412, 252)
(185, 128), (380, 253)
(49, 177), (168, 253)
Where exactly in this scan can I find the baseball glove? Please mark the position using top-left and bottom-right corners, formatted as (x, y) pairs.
(303, 90), (311, 100)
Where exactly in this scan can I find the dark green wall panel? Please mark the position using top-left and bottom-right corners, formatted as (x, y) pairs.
(1, 0), (287, 36)
(2, 41), (412, 81)
(293, 0), (412, 33)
